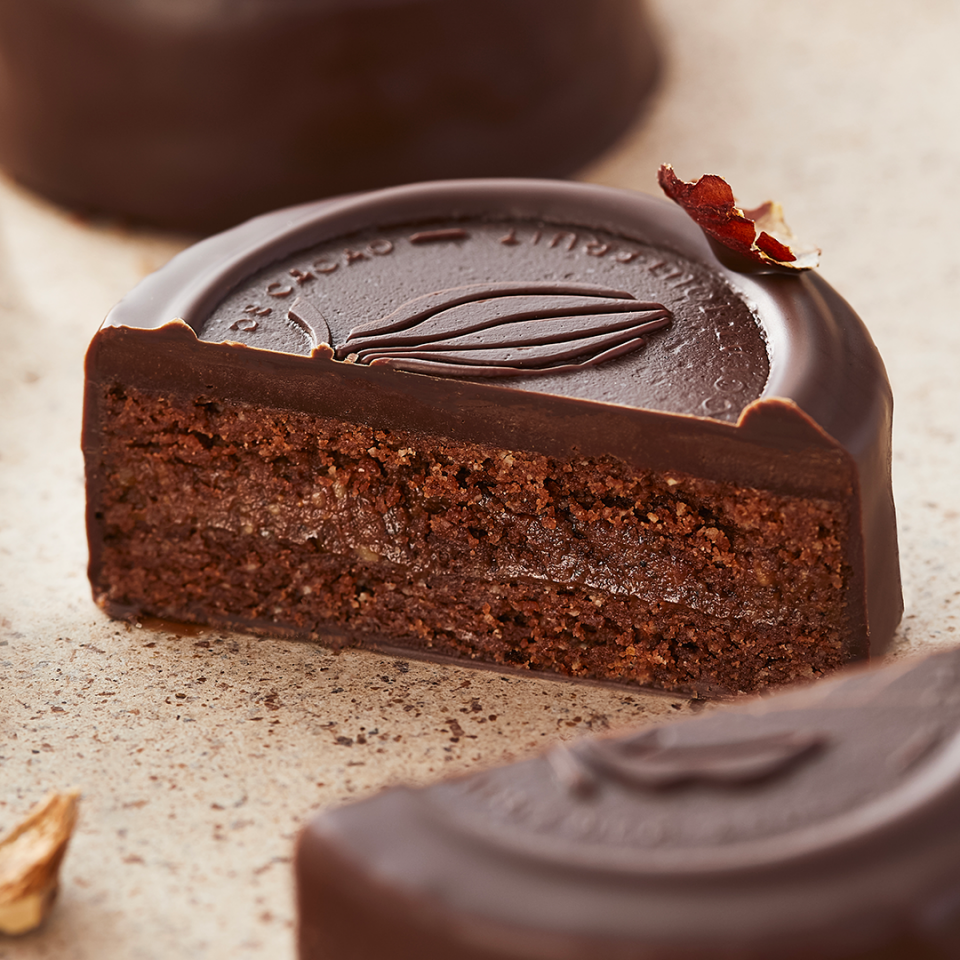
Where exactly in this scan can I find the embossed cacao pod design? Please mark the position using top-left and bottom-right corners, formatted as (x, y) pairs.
(550, 728), (827, 795)
(335, 281), (671, 377)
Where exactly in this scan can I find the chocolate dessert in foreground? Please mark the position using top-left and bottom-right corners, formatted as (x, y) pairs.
(297, 650), (960, 960)
(82, 179), (901, 696)
(0, 0), (658, 233)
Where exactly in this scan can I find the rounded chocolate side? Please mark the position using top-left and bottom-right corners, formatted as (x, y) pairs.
(299, 651), (960, 959)
(0, 0), (658, 232)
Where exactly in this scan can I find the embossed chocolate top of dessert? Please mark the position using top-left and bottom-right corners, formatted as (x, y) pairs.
(202, 219), (769, 422)
(299, 651), (960, 958)
(433, 648), (960, 872)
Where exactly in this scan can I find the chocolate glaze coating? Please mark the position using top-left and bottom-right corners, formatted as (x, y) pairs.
(297, 649), (960, 959)
(83, 179), (902, 674)
(200, 216), (767, 416)
(0, 0), (659, 233)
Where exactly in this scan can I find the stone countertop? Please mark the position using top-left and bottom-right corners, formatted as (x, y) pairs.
(2, 2), (959, 957)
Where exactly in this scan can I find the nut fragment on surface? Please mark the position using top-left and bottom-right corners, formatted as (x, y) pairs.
(0, 791), (80, 936)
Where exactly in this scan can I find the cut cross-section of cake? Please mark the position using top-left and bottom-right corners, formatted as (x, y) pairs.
(82, 178), (901, 696)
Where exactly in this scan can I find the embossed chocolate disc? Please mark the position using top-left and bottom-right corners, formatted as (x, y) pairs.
(297, 654), (960, 960)
(202, 219), (769, 422)
(421, 654), (960, 875)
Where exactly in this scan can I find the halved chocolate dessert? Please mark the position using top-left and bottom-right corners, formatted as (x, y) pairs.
(82, 179), (901, 695)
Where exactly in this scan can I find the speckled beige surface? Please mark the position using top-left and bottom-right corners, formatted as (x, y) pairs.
(2, 2), (960, 957)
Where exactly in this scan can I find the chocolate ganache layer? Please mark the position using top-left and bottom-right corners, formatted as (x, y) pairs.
(297, 649), (960, 959)
(83, 179), (901, 695)
(0, 0), (659, 233)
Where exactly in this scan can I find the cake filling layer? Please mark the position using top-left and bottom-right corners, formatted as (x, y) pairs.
(91, 385), (851, 695)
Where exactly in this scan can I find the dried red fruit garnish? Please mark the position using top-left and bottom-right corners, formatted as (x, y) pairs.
(658, 164), (820, 271)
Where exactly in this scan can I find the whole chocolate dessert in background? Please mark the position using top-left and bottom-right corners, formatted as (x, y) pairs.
(82, 178), (901, 696)
(0, 0), (659, 234)
(297, 649), (960, 960)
